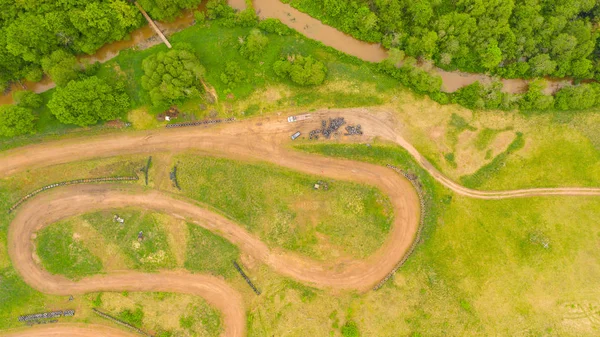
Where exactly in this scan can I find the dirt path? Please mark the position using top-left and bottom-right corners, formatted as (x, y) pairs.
(2, 108), (600, 337)
(9, 190), (246, 336)
(0, 324), (137, 337)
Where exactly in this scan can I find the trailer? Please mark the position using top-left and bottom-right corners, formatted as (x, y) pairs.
(287, 114), (311, 122)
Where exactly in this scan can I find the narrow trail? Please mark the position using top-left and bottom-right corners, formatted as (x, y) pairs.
(2, 108), (599, 337)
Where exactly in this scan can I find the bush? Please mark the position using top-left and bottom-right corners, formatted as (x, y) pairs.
(48, 76), (130, 126)
(0, 105), (36, 137)
(220, 61), (247, 87)
(194, 11), (206, 25)
(258, 18), (291, 35)
(519, 79), (554, 112)
(341, 320), (360, 337)
(13, 90), (43, 108)
(239, 29), (268, 61)
(206, 0), (235, 20)
(273, 55), (327, 86)
(235, 8), (258, 27)
(118, 307), (144, 327)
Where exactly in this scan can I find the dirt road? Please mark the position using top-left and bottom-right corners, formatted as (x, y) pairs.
(0, 324), (137, 337)
(1, 108), (599, 199)
(2, 108), (599, 337)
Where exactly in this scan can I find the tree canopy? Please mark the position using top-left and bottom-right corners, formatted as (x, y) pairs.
(287, 0), (600, 80)
(0, 105), (36, 137)
(48, 76), (130, 126)
(239, 29), (269, 61)
(41, 50), (81, 87)
(141, 48), (206, 106)
(0, 0), (142, 89)
(13, 90), (43, 109)
(273, 55), (327, 86)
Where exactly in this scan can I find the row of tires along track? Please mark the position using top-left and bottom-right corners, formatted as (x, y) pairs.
(165, 117), (236, 128)
(8, 176), (139, 214)
(372, 164), (427, 290)
(92, 308), (151, 337)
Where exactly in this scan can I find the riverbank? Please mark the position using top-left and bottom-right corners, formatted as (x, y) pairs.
(1, 0), (576, 107)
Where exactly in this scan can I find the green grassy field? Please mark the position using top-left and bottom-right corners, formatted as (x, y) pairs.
(176, 154), (393, 260)
(185, 223), (240, 278)
(0, 141), (599, 335)
(270, 142), (600, 337)
(82, 210), (177, 271)
(390, 93), (600, 190)
(36, 220), (103, 279)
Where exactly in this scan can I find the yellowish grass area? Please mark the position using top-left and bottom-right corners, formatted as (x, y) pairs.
(127, 108), (162, 130)
(389, 91), (600, 189)
(73, 219), (129, 272)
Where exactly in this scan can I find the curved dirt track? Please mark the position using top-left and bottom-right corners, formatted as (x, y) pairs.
(2, 108), (600, 337)
(9, 187), (246, 336)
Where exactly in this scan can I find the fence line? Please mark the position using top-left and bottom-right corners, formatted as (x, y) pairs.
(233, 261), (261, 295)
(373, 164), (427, 291)
(8, 175), (139, 214)
(92, 308), (152, 337)
(165, 117), (236, 128)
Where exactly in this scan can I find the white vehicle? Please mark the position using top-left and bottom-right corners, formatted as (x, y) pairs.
(287, 114), (311, 123)
(291, 131), (301, 140)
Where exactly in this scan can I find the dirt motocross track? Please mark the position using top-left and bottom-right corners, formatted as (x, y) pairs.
(2, 109), (600, 337)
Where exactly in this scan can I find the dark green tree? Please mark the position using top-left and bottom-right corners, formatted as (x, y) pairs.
(48, 76), (130, 126)
(141, 48), (205, 106)
(41, 50), (81, 87)
(554, 84), (599, 111)
(0, 105), (36, 137)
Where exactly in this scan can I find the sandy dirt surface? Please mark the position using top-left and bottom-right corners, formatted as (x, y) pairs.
(0, 324), (137, 337)
(2, 108), (599, 337)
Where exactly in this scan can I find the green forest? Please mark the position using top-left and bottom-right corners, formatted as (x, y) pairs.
(0, 0), (209, 91)
(286, 0), (600, 80)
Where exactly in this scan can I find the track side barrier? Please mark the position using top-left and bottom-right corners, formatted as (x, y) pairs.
(233, 261), (261, 295)
(165, 117), (236, 128)
(8, 175), (139, 214)
(373, 164), (427, 290)
(92, 308), (151, 336)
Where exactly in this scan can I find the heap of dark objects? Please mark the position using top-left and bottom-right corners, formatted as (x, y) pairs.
(345, 124), (363, 136)
(309, 117), (346, 139)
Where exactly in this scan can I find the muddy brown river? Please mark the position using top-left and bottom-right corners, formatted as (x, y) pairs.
(0, 0), (570, 105)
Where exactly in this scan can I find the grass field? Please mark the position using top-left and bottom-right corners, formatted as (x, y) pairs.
(176, 154), (394, 260)
(268, 142), (600, 337)
(388, 93), (600, 190)
(36, 220), (103, 279)
(185, 223), (240, 279)
(0, 140), (599, 335)
(82, 210), (177, 271)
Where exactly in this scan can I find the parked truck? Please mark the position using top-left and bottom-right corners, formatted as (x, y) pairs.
(287, 114), (311, 123)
